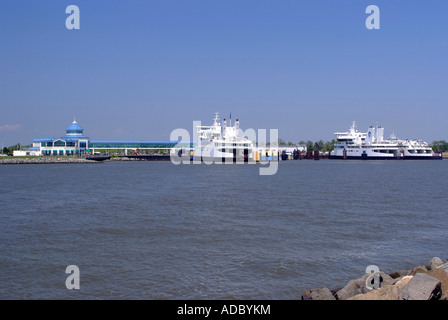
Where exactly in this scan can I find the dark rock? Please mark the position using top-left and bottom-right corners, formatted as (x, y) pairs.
(398, 273), (442, 300)
(330, 287), (342, 298)
(301, 287), (335, 300)
(390, 270), (410, 279)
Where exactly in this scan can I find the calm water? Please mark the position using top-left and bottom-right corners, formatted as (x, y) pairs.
(1, 160), (447, 299)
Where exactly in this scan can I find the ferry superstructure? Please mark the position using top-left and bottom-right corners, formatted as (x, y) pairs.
(193, 112), (254, 162)
(330, 122), (439, 160)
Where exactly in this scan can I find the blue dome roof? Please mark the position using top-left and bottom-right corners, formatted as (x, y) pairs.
(66, 120), (83, 133)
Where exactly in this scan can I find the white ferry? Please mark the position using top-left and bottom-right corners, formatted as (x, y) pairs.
(193, 112), (254, 163)
(330, 122), (440, 160)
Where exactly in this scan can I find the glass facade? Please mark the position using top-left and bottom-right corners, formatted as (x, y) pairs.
(54, 140), (66, 147)
(66, 130), (83, 134)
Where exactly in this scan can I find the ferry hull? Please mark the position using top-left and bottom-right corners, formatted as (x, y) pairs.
(329, 155), (442, 160)
(86, 155), (111, 161)
(121, 155), (171, 161)
(192, 156), (251, 163)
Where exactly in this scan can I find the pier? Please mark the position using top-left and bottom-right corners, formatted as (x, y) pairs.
(7, 118), (443, 162)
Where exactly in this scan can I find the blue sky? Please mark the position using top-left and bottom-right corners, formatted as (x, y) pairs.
(0, 0), (447, 146)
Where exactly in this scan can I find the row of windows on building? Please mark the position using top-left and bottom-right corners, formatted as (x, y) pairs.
(42, 141), (87, 148)
(42, 150), (78, 156)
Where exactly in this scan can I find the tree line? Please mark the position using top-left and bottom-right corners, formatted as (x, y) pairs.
(277, 139), (337, 152)
(431, 140), (448, 152)
(1, 143), (31, 155)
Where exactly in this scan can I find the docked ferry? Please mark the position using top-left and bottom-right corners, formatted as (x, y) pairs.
(330, 122), (441, 160)
(193, 112), (253, 163)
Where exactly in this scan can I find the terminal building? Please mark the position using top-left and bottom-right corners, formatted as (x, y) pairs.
(32, 120), (90, 156)
(15, 119), (193, 156)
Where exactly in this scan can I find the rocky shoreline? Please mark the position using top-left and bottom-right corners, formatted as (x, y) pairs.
(0, 156), (155, 165)
(0, 157), (101, 164)
(302, 257), (448, 300)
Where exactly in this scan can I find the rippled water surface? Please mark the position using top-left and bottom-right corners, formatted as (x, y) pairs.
(1, 160), (447, 299)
